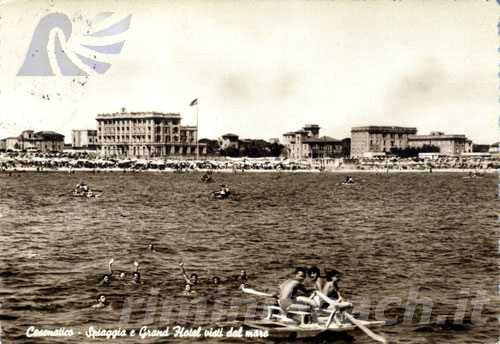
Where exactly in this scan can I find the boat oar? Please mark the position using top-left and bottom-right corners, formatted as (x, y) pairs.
(315, 291), (387, 343)
(240, 285), (276, 298)
(344, 312), (387, 344)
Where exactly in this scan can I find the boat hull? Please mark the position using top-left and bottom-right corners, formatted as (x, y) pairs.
(243, 319), (385, 339)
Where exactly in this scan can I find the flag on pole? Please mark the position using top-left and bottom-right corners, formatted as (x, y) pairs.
(189, 98), (198, 106)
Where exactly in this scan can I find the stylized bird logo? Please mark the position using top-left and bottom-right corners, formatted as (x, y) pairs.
(18, 12), (131, 76)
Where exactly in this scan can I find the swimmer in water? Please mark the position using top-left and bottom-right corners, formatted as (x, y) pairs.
(182, 283), (196, 296)
(237, 270), (248, 285)
(98, 259), (114, 286)
(212, 276), (221, 286)
(98, 274), (111, 286)
(132, 271), (142, 284)
(179, 262), (198, 286)
(131, 261), (143, 284)
(92, 294), (109, 308)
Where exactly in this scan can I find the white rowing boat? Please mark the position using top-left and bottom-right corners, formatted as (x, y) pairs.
(71, 191), (101, 198)
(241, 286), (387, 342)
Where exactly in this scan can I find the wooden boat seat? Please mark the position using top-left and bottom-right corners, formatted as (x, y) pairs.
(287, 310), (311, 324)
(266, 303), (316, 325)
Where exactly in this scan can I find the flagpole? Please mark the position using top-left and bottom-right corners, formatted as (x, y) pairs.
(196, 100), (199, 161)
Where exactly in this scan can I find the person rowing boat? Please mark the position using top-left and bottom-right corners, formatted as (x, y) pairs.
(73, 181), (99, 197)
(210, 184), (232, 200)
(241, 271), (388, 343)
(201, 173), (214, 183)
(311, 269), (342, 308)
(216, 184), (231, 197)
(278, 267), (317, 311)
(307, 266), (325, 292)
(342, 176), (354, 184)
(74, 181), (90, 194)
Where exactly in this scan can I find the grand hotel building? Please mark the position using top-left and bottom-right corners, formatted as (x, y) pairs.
(96, 109), (206, 158)
(350, 126), (473, 157)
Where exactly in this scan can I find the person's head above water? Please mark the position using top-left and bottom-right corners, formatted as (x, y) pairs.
(212, 276), (220, 285)
(148, 243), (154, 250)
(294, 267), (307, 282)
(97, 294), (107, 304)
(190, 273), (198, 284)
(239, 270), (248, 281)
(185, 284), (192, 292)
(308, 266), (320, 279)
(102, 274), (111, 283)
(132, 272), (141, 282)
(119, 272), (126, 279)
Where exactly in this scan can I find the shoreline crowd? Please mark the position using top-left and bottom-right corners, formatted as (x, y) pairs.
(0, 152), (498, 173)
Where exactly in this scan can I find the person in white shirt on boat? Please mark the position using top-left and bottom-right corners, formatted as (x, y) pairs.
(278, 267), (317, 311)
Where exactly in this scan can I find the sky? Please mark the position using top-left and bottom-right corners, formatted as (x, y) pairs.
(0, 0), (498, 144)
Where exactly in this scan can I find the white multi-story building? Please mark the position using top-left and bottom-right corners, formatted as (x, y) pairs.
(96, 108), (206, 158)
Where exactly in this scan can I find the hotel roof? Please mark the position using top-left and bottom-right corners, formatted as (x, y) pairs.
(351, 126), (417, 133)
(303, 136), (340, 143)
(408, 134), (468, 140)
(96, 111), (181, 119)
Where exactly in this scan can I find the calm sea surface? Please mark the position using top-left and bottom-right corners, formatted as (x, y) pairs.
(0, 172), (498, 344)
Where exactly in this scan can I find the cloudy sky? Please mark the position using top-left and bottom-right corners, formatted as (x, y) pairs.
(0, 0), (498, 143)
